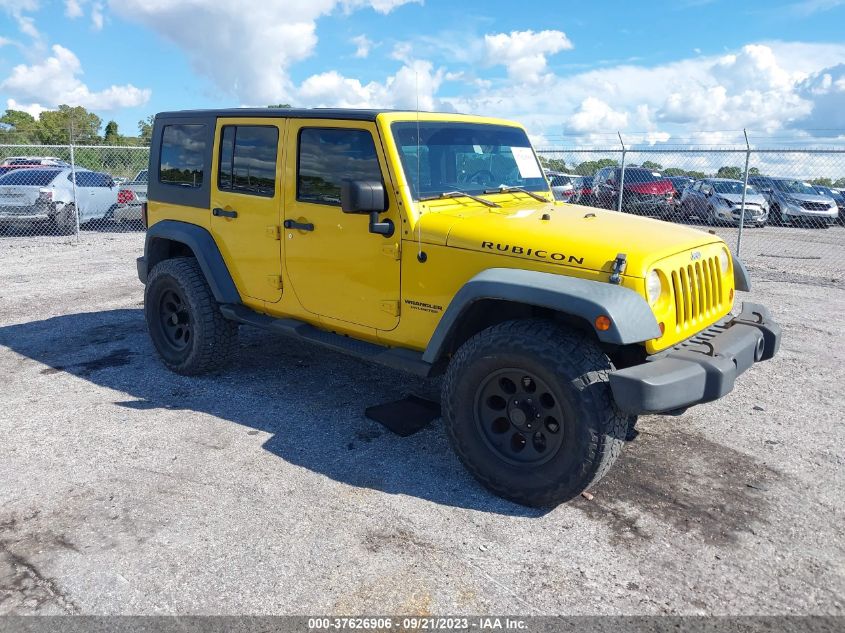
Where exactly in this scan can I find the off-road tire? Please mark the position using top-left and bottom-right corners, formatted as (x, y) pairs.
(441, 319), (630, 507)
(144, 257), (238, 375)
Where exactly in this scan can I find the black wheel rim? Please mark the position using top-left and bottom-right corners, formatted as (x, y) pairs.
(157, 288), (192, 351)
(474, 368), (567, 466)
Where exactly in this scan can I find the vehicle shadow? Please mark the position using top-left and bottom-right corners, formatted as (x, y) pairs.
(0, 308), (545, 517)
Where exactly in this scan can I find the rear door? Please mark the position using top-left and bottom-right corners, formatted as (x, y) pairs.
(210, 118), (285, 303)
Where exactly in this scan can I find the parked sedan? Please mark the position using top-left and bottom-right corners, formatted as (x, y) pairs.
(811, 184), (845, 225)
(748, 176), (838, 227)
(680, 178), (769, 226)
(546, 172), (583, 202)
(0, 168), (118, 234)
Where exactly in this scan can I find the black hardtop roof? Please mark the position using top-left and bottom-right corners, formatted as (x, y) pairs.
(155, 108), (407, 122)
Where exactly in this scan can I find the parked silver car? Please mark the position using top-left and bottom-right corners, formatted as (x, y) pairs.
(748, 176), (838, 227)
(0, 168), (119, 234)
(546, 171), (584, 202)
(680, 178), (769, 226)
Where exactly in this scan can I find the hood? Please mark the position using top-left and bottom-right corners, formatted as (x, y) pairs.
(715, 193), (767, 205)
(625, 180), (674, 195)
(418, 200), (722, 278)
(781, 193), (835, 204)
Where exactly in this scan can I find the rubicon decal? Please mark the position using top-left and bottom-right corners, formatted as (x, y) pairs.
(481, 241), (585, 265)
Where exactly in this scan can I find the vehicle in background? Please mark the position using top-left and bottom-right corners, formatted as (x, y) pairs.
(811, 184), (845, 225)
(667, 176), (694, 205)
(575, 176), (593, 204)
(546, 172), (583, 202)
(113, 169), (148, 223)
(748, 176), (838, 227)
(680, 179), (768, 227)
(0, 156), (70, 167)
(0, 168), (118, 234)
(592, 167), (675, 218)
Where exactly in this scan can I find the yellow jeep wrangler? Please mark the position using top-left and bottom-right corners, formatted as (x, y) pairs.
(137, 108), (781, 506)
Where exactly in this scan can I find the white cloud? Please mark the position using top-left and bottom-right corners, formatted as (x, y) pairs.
(483, 30), (572, 84)
(566, 97), (628, 133)
(91, 2), (104, 30)
(791, 63), (845, 133)
(64, 0), (83, 18)
(351, 34), (373, 58)
(107, 0), (419, 104)
(5, 98), (46, 118)
(0, 44), (151, 111)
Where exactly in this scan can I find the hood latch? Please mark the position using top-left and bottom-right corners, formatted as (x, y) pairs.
(609, 253), (627, 285)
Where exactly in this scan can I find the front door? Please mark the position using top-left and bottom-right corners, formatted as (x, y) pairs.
(210, 119), (284, 303)
(283, 120), (401, 331)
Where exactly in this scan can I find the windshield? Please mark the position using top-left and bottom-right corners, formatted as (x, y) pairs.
(0, 169), (60, 186)
(712, 181), (759, 195)
(625, 169), (665, 184)
(773, 179), (817, 195)
(814, 186), (843, 201)
(391, 122), (548, 200)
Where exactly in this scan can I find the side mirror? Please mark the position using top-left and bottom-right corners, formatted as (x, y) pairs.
(341, 180), (394, 237)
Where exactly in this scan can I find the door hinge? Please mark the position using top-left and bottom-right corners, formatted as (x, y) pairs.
(382, 242), (401, 260)
(267, 275), (283, 290)
(266, 225), (282, 240)
(380, 300), (400, 317)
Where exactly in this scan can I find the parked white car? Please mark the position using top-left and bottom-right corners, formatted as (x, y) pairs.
(113, 169), (148, 223)
(0, 167), (119, 234)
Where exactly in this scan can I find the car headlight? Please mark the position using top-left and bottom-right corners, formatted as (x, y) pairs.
(646, 270), (664, 305)
(719, 247), (730, 274)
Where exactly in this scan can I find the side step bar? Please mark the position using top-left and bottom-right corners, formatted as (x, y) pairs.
(219, 304), (432, 377)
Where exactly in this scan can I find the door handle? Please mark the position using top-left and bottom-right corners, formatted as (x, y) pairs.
(284, 219), (314, 231)
(212, 207), (238, 219)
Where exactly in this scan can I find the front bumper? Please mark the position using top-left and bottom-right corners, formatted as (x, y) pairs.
(609, 302), (781, 415)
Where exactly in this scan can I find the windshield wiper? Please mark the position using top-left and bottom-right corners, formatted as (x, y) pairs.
(419, 190), (501, 208)
(484, 185), (549, 203)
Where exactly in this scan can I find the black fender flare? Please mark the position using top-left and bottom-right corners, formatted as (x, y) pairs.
(732, 253), (751, 292)
(140, 220), (241, 304)
(422, 268), (661, 364)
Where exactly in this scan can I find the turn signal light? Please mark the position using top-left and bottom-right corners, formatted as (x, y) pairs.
(595, 315), (612, 331)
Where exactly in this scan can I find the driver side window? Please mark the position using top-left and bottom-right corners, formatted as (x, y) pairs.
(297, 128), (383, 207)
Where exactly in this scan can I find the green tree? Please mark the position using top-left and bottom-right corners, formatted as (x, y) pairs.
(104, 120), (122, 145)
(716, 166), (743, 180)
(138, 115), (154, 146)
(810, 177), (833, 186)
(574, 158), (618, 176)
(538, 156), (567, 172)
(267, 104), (292, 108)
(0, 110), (39, 143)
(641, 160), (663, 171)
(36, 105), (102, 145)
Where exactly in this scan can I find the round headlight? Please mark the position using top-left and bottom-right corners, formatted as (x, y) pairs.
(646, 270), (663, 305)
(719, 247), (730, 274)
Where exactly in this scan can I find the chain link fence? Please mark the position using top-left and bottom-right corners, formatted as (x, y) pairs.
(538, 147), (845, 287)
(1, 142), (843, 287)
(0, 144), (149, 243)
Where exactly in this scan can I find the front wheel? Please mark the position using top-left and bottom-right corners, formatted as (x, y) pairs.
(144, 257), (238, 375)
(441, 319), (630, 507)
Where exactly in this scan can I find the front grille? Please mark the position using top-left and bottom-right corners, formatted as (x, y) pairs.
(670, 256), (724, 329)
(801, 202), (830, 211)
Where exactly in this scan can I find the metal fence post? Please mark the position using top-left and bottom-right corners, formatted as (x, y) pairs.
(617, 131), (626, 212)
(736, 129), (751, 257)
(69, 142), (80, 240)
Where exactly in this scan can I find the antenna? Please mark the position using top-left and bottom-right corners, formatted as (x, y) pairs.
(415, 71), (425, 262)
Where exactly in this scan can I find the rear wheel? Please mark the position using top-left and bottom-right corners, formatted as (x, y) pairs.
(53, 203), (76, 235)
(144, 257), (238, 375)
(441, 319), (630, 507)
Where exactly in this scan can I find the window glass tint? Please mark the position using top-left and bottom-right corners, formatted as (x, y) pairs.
(0, 169), (60, 186)
(298, 128), (381, 205)
(218, 126), (278, 197)
(160, 124), (206, 188)
(135, 170), (148, 183)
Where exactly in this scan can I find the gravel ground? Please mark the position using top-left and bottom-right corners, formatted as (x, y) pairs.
(0, 226), (843, 616)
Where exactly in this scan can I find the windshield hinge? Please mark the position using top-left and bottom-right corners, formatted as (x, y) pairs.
(609, 253), (627, 285)
(266, 225), (282, 240)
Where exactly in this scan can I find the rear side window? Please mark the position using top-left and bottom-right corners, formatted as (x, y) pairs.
(218, 125), (278, 197)
(160, 124), (206, 188)
(0, 169), (60, 186)
(297, 128), (382, 206)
